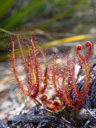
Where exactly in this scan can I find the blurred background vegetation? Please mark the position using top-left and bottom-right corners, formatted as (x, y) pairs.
(0, 0), (96, 61)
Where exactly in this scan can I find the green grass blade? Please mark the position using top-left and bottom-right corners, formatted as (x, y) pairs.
(38, 0), (87, 29)
(0, 0), (46, 29)
(15, 4), (46, 28)
(0, 0), (14, 19)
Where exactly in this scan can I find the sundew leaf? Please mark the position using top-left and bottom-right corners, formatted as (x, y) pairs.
(0, 0), (46, 29)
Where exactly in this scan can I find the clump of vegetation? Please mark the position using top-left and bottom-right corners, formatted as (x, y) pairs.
(11, 36), (92, 113)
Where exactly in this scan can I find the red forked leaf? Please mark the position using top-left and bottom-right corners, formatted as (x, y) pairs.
(12, 38), (92, 112)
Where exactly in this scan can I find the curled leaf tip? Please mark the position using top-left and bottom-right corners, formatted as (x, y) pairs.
(85, 41), (92, 47)
(77, 45), (82, 50)
(76, 41), (92, 62)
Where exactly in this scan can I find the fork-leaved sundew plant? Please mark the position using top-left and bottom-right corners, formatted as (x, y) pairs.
(11, 36), (92, 112)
